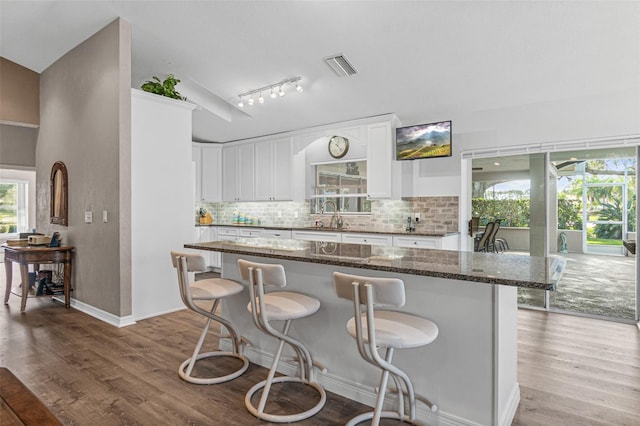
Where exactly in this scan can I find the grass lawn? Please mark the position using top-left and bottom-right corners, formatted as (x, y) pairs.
(587, 238), (623, 246)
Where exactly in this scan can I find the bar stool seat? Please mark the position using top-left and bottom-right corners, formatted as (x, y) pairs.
(171, 251), (249, 385)
(247, 291), (320, 321)
(238, 259), (326, 423)
(334, 271), (439, 426)
(347, 310), (438, 349)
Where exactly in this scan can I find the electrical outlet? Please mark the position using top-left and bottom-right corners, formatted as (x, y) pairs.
(103, 210), (108, 223)
(84, 211), (93, 223)
(294, 211), (299, 219)
(278, 211), (282, 218)
(414, 213), (421, 222)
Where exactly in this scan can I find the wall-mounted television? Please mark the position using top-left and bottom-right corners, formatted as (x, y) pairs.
(395, 120), (452, 160)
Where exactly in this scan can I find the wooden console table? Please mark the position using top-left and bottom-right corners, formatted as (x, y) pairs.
(2, 244), (74, 312)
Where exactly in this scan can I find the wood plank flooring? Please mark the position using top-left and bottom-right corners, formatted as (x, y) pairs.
(1, 296), (638, 425)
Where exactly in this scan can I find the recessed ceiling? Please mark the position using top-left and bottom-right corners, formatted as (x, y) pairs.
(1, 1), (637, 143)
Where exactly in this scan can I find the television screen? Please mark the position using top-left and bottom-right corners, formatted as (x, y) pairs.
(395, 120), (452, 160)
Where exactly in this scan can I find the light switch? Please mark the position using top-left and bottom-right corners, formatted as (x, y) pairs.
(84, 211), (93, 223)
(103, 210), (108, 223)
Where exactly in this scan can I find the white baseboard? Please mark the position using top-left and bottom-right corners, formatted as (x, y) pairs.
(55, 296), (136, 328)
(132, 306), (186, 322)
(500, 382), (521, 426)
(222, 340), (485, 426)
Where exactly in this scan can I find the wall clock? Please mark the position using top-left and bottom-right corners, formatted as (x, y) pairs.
(328, 135), (349, 159)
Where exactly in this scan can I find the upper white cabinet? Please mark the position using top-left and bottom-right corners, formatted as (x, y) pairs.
(202, 145), (222, 202)
(255, 138), (293, 201)
(193, 143), (222, 202)
(367, 121), (394, 199)
(192, 144), (202, 201)
(222, 144), (255, 201)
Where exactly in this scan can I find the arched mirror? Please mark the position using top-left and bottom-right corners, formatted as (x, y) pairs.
(50, 161), (68, 226)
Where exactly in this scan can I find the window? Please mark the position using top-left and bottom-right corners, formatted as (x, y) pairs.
(0, 180), (28, 235)
(311, 160), (370, 214)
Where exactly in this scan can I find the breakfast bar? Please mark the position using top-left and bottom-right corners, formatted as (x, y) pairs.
(185, 239), (565, 426)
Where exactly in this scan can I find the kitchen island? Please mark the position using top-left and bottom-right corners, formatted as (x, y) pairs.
(185, 239), (565, 426)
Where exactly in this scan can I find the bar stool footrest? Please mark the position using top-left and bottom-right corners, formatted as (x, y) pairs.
(245, 376), (326, 423)
(179, 351), (249, 385)
(346, 410), (426, 426)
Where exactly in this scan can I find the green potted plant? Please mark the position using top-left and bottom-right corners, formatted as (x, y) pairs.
(140, 74), (186, 100)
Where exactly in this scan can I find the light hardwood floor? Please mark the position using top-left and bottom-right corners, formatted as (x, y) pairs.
(1, 296), (638, 425)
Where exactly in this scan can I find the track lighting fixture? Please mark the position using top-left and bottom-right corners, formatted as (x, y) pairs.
(236, 77), (303, 108)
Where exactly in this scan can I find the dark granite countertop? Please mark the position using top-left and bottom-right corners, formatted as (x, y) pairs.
(195, 223), (458, 238)
(185, 239), (565, 290)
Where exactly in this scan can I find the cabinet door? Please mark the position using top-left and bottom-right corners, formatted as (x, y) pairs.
(393, 235), (441, 249)
(222, 146), (239, 201)
(341, 233), (393, 246)
(272, 138), (293, 200)
(254, 141), (273, 201)
(201, 145), (222, 202)
(367, 122), (393, 199)
(192, 145), (202, 201)
(292, 230), (341, 242)
(237, 143), (255, 201)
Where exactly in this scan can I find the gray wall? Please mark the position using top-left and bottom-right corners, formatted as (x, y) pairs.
(36, 18), (131, 316)
(0, 124), (37, 168)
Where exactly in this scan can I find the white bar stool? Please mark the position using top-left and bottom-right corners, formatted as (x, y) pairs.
(170, 251), (249, 384)
(333, 271), (439, 426)
(237, 259), (327, 423)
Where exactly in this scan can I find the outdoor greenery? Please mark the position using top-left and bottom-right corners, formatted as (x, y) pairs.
(0, 183), (17, 234)
(472, 158), (636, 238)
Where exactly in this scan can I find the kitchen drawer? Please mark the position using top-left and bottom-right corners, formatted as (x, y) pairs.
(341, 233), (392, 246)
(393, 235), (440, 249)
(216, 227), (239, 241)
(239, 229), (263, 238)
(261, 229), (292, 239)
(292, 230), (341, 243)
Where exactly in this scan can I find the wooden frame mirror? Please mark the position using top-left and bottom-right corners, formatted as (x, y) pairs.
(50, 161), (68, 226)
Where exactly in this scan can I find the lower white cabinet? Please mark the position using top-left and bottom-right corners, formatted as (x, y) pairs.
(262, 229), (293, 239)
(194, 226), (221, 269)
(341, 233), (393, 246)
(292, 230), (341, 242)
(393, 234), (459, 250)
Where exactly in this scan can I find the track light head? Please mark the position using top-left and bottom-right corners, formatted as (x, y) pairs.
(258, 92), (264, 104)
(279, 86), (285, 97)
(296, 83), (303, 93)
(237, 97), (244, 108)
(248, 96), (254, 106)
(270, 88), (276, 99)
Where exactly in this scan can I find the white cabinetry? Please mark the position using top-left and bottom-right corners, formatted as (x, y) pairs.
(217, 227), (240, 242)
(193, 143), (222, 202)
(201, 145), (222, 202)
(239, 228), (263, 238)
(255, 138), (293, 201)
(192, 144), (202, 202)
(195, 226), (220, 269)
(393, 234), (459, 250)
(262, 229), (293, 239)
(367, 121), (394, 199)
(341, 233), (393, 246)
(292, 230), (341, 242)
(222, 144), (255, 201)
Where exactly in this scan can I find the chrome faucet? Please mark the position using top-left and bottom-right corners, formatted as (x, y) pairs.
(320, 200), (343, 229)
(406, 216), (415, 232)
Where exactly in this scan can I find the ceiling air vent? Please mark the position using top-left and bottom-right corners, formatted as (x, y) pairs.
(324, 54), (358, 77)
